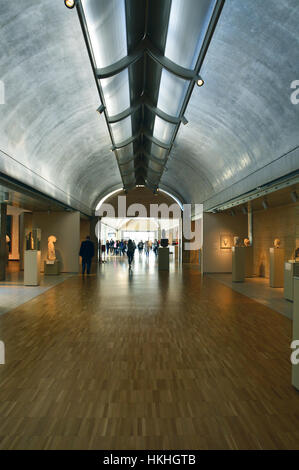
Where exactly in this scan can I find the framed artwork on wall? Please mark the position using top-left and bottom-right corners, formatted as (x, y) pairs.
(220, 233), (233, 250)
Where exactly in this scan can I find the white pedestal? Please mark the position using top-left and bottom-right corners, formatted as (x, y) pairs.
(24, 250), (41, 286)
(158, 247), (169, 271)
(292, 277), (299, 390)
(245, 246), (254, 277)
(232, 247), (245, 282)
(284, 262), (299, 301)
(269, 248), (285, 288)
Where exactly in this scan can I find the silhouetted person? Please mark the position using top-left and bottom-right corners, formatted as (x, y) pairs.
(79, 236), (95, 275)
(127, 239), (135, 269)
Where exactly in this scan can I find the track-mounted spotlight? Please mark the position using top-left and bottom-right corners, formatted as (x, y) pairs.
(64, 0), (76, 9)
(3, 192), (9, 202)
(97, 104), (105, 114)
(196, 76), (204, 87)
(181, 116), (188, 125)
(242, 206), (248, 215)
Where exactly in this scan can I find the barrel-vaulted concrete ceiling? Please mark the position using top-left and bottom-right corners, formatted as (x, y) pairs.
(0, 0), (298, 216)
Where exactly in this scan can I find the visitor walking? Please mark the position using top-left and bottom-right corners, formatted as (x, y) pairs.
(79, 236), (95, 275)
(127, 239), (135, 269)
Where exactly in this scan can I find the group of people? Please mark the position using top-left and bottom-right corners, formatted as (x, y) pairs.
(137, 240), (160, 256)
(105, 239), (132, 256)
(105, 238), (160, 268)
(105, 239), (137, 268)
(79, 236), (161, 274)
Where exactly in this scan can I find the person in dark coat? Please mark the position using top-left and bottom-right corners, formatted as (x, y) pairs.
(79, 236), (95, 275)
(127, 239), (135, 269)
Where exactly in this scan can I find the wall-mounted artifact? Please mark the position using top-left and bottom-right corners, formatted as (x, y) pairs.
(220, 233), (233, 249)
(273, 238), (281, 248)
(244, 238), (251, 247)
(47, 235), (57, 261)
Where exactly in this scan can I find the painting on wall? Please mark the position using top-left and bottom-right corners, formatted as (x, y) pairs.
(220, 233), (233, 250)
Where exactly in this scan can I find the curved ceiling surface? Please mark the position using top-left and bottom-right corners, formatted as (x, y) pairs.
(0, 0), (298, 214)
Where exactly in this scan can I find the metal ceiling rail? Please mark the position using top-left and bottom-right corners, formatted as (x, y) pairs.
(112, 129), (172, 151)
(95, 38), (201, 82)
(75, 0), (225, 192)
(75, 0), (127, 190)
(118, 148), (166, 168)
(148, 0), (226, 189)
(107, 95), (182, 125)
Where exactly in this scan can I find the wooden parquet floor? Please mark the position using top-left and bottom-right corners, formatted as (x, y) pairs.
(0, 257), (298, 450)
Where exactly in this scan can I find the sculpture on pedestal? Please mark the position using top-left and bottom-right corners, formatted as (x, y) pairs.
(234, 236), (243, 247)
(47, 235), (57, 261)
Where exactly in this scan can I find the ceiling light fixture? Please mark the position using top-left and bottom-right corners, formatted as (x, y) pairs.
(196, 76), (204, 87)
(64, 0), (76, 9)
(97, 104), (105, 114)
(181, 116), (188, 125)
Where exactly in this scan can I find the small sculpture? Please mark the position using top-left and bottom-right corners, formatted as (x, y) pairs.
(234, 236), (243, 247)
(47, 235), (57, 261)
(273, 238), (281, 248)
(244, 238), (251, 247)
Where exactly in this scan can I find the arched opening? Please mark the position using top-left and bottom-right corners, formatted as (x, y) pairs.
(95, 187), (183, 267)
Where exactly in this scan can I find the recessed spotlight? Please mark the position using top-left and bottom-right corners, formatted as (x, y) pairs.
(64, 0), (76, 8)
(197, 77), (204, 87)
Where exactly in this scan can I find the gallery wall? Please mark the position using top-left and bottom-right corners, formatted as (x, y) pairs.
(252, 202), (298, 278)
(202, 213), (248, 273)
(80, 218), (91, 244)
(7, 206), (24, 260)
(32, 211), (80, 273)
